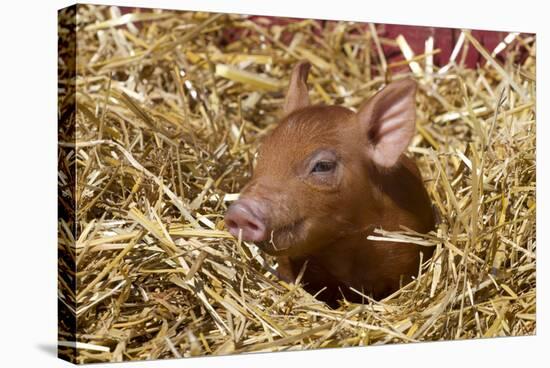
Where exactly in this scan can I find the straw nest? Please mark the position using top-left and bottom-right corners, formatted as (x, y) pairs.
(58, 5), (536, 363)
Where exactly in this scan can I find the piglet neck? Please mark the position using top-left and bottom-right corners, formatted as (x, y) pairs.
(366, 155), (435, 233)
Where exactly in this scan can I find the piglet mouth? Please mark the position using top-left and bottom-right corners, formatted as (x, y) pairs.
(255, 218), (305, 255)
(224, 198), (305, 255)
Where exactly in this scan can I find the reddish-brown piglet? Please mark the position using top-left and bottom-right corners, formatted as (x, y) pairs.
(225, 61), (435, 307)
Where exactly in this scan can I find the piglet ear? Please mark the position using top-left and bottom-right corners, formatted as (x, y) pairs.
(358, 78), (417, 168)
(283, 61), (311, 115)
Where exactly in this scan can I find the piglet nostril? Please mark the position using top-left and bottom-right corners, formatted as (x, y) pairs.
(224, 200), (268, 242)
(224, 218), (238, 231)
(248, 221), (260, 231)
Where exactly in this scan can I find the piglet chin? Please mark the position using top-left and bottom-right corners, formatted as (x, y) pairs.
(254, 239), (293, 256)
(227, 226), (266, 243)
(255, 218), (307, 256)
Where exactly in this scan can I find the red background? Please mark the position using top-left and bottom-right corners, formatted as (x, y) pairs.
(119, 7), (528, 69)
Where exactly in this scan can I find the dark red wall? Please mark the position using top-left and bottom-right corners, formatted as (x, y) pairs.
(117, 7), (527, 69)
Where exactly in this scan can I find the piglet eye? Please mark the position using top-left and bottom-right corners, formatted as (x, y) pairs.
(311, 160), (336, 173)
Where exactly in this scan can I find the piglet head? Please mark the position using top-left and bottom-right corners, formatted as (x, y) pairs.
(225, 61), (418, 257)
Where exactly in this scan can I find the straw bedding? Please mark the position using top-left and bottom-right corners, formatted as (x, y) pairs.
(57, 5), (536, 363)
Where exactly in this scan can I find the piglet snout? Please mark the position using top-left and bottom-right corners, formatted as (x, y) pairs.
(225, 199), (268, 242)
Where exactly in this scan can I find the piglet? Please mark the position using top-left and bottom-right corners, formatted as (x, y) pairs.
(225, 61), (435, 307)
